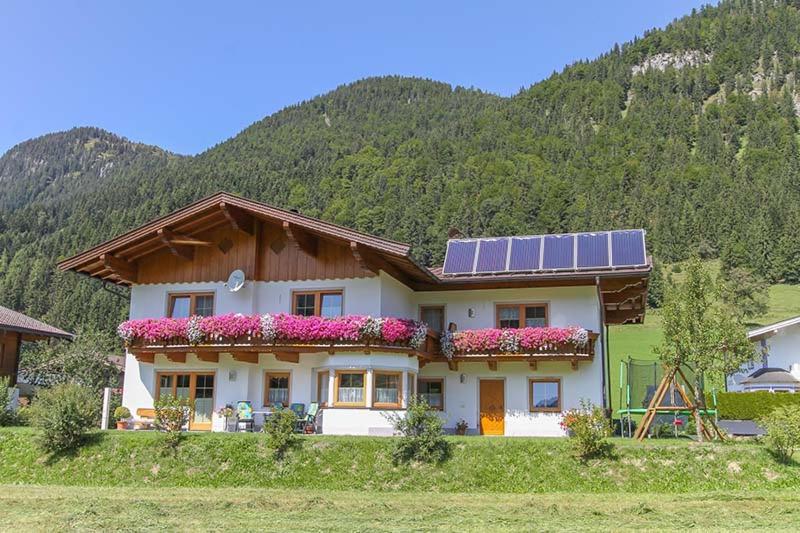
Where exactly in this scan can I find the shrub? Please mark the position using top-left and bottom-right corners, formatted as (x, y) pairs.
(759, 406), (800, 463)
(560, 399), (613, 461)
(154, 396), (192, 450)
(262, 408), (297, 459)
(388, 397), (450, 464)
(113, 406), (131, 421)
(0, 376), (17, 426)
(29, 383), (99, 453)
(712, 391), (800, 420)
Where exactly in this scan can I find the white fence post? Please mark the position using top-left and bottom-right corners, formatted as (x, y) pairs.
(101, 387), (111, 430)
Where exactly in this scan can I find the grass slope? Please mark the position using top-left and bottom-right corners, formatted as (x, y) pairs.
(2, 485), (800, 531)
(2, 429), (799, 493)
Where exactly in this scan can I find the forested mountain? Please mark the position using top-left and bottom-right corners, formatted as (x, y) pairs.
(2, 0), (800, 338)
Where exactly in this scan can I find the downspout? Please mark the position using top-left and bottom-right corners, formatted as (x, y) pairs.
(595, 277), (608, 412)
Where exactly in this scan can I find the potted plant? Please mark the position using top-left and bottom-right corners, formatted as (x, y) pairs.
(114, 406), (131, 430)
(455, 419), (468, 436)
(217, 405), (234, 432)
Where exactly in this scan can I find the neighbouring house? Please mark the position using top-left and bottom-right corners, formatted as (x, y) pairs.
(1, 305), (74, 405)
(58, 192), (650, 436)
(728, 316), (800, 393)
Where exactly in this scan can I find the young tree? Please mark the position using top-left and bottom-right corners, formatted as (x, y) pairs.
(658, 259), (754, 440)
(719, 267), (769, 320)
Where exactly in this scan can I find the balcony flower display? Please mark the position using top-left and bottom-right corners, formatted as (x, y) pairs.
(445, 326), (589, 357)
(118, 313), (430, 350)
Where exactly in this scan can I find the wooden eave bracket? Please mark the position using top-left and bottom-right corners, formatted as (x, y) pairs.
(487, 360), (497, 371)
(447, 360), (459, 371)
(275, 352), (300, 364)
(528, 360), (538, 371)
(231, 352), (259, 364)
(100, 253), (137, 283)
(195, 352), (219, 363)
(283, 221), (318, 257)
(570, 360), (579, 370)
(165, 353), (186, 363)
(350, 241), (411, 284)
(157, 228), (195, 261)
(220, 202), (255, 235)
(133, 353), (155, 364)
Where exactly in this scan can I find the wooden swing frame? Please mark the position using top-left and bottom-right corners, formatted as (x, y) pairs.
(633, 365), (724, 441)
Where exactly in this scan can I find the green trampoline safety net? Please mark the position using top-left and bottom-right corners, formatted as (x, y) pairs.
(617, 357), (715, 414)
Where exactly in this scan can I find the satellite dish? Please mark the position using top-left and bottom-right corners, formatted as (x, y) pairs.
(225, 269), (246, 292)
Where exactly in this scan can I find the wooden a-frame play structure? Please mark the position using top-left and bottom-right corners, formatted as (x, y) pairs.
(633, 364), (725, 441)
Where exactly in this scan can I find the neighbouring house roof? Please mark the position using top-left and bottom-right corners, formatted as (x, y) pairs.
(740, 367), (800, 385)
(748, 315), (800, 342)
(0, 305), (74, 341)
(58, 191), (650, 324)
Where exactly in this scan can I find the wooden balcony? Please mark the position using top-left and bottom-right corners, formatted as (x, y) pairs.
(129, 328), (441, 364)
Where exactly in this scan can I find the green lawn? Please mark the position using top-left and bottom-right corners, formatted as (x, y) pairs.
(2, 485), (799, 531)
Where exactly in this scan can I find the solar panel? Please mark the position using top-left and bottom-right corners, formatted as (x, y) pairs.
(442, 240), (478, 274)
(542, 235), (574, 270)
(611, 230), (646, 266)
(577, 232), (610, 269)
(508, 237), (541, 271)
(475, 238), (509, 273)
(440, 229), (646, 276)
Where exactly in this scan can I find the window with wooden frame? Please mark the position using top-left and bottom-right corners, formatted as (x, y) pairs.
(167, 292), (215, 318)
(317, 370), (330, 407)
(292, 290), (343, 317)
(417, 378), (444, 410)
(334, 370), (366, 407)
(419, 305), (445, 333)
(496, 303), (548, 329)
(155, 372), (215, 430)
(264, 372), (290, 407)
(529, 378), (561, 412)
(373, 371), (402, 409)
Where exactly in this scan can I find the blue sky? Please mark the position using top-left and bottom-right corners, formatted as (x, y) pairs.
(1, 1), (711, 155)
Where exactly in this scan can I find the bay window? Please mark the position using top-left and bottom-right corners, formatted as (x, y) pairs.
(335, 371), (365, 406)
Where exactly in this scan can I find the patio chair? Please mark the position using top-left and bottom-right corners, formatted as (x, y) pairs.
(296, 402), (319, 434)
(236, 401), (254, 432)
(289, 403), (305, 418)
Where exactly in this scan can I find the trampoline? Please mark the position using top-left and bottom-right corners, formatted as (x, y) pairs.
(617, 357), (717, 438)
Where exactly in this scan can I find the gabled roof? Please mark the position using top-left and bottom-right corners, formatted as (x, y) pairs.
(748, 315), (800, 342)
(57, 191), (438, 286)
(0, 305), (73, 341)
(58, 192), (650, 324)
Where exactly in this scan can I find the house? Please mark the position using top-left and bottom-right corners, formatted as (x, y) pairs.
(727, 316), (800, 393)
(0, 305), (74, 386)
(58, 192), (650, 436)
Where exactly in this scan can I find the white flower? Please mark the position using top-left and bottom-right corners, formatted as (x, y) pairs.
(359, 316), (384, 340)
(570, 327), (589, 347)
(260, 314), (277, 343)
(499, 329), (519, 353)
(186, 316), (204, 345)
(409, 322), (428, 350)
(117, 323), (134, 344)
(440, 330), (455, 359)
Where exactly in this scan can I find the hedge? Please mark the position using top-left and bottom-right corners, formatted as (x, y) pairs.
(711, 391), (800, 420)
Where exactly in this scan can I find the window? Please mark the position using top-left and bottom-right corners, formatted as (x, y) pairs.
(496, 304), (547, 328)
(417, 378), (444, 410)
(264, 372), (290, 407)
(317, 371), (330, 407)
(335, 371), (365, 406)
(420, 306), (445, 332)
(168, 292), (215, 318)
(155, 372), (215, 430)
(373, 371), (402, 408)
(529, 378), (561, 412)
(293, 290), (343, 317)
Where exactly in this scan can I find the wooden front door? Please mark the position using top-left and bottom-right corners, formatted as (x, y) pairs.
(156, 372), (216, 431)
(479, 379), (505, 435)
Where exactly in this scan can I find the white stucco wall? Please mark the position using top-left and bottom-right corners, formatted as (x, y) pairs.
(728, 323), (800, 391)
(123, 274), (605, 436)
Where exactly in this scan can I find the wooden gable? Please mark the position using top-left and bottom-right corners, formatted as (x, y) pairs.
(137, 221), (373, 284)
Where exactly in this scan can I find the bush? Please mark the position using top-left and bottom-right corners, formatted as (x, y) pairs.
(712, 391), (800, 420)
(29, 383), (99, 453)
(388, 397), (450, 464)
(561, 400), (613, 461)
(759, 406), (800, 463)
(154, 396), (192, 450)
(113, 406), (131, 421)
(0, 376), (17, 426)
(262, 408), (297, 459)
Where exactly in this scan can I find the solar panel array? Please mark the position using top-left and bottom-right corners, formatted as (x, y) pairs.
(441, 229), (647, 275)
